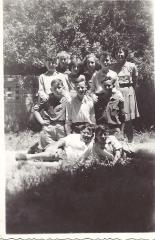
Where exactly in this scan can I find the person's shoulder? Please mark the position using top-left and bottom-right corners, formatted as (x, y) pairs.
(108, 69), (117, 77)
(66, 133), (80, 141)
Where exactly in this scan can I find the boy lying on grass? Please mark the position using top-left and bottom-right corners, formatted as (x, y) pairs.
(16, 124), (95, 164)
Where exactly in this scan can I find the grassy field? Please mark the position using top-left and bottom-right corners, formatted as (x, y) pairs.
(5, 130), (155, 233)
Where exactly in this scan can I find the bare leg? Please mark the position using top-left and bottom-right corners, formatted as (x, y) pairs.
(16, 151), (56, 162)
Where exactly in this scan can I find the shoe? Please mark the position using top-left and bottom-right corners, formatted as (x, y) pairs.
(16, 152), (27, 161)
(27, 142), (43, 154)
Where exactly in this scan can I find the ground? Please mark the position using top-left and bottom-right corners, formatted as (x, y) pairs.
(5, 129), (155, 233)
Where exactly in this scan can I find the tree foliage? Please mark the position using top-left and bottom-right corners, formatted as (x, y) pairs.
(4, 0), (153, 70)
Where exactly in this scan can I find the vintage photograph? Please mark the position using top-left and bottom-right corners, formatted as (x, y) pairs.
(3, 0), (155, 234)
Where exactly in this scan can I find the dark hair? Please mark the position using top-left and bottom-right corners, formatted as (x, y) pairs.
(45, 57), (57, 63)
(94, 125), (109, 142)
(81, 123), (95, 134)
(99, 51), (111, 60)
(113, 46), (128, 60)
(69, 58), (82, 71)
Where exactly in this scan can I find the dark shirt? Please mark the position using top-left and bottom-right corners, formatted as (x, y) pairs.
(34, 93), (68, 122)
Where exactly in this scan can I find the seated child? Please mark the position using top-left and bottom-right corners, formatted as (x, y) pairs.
(34, 78), (70, 151)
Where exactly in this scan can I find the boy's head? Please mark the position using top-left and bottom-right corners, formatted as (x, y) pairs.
(74, 75), (87, 99)
(100, 51), (111, 69)
(51, 79), (65, 98)
(57, 51), (70, 70)
(102, 77), (116, 92)
(45, 57), (57, 72)
(80, 124), (95, 144)
(95, 125), (109, 146)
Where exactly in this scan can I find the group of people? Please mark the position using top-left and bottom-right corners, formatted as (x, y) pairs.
(16, 47), (141, 166)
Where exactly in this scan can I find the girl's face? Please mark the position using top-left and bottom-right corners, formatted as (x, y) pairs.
(115, 49), (126, 62)
(45, 61), (57, 72)
(87, 57), (96, 72)
(81, 127), (93, 144)
(75, 81), (87, 99)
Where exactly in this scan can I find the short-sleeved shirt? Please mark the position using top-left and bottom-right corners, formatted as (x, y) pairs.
(66, 95), (96, 125)
(91, 69), (118, 93)
(94, 88), (124, 125)
(38, 72), (69, 99)
(34, 93), (68, 122)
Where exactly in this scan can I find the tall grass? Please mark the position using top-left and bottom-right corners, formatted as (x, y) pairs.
(6, 155), (155, 233)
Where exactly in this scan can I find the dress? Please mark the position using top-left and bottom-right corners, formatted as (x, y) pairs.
(117, 61), (139, 121)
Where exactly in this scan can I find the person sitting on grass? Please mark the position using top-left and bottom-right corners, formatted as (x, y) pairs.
(30, 78), (71, 153)
(16, 124), (95, 164)
(79, 125), (123, 167)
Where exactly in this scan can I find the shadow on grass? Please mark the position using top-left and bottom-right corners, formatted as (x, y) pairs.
(6, 157), (155, 233)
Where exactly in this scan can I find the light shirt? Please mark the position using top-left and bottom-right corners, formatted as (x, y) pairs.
(38, 72), (69, 99)
(66, 95), (96, 124)
(63, 134), (93, 161)
(91, 69), (118, 93)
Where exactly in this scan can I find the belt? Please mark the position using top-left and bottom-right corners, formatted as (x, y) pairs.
(50, 120), (65, 125)
(119, 83), (133, 88)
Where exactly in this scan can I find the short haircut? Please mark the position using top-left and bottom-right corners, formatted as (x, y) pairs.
(81, 123), (95, 134)
(95, 125), (109, 142)
(104, 76), (116, 85)
(74, 74), (86, 85)
(51, 78), (64, 88)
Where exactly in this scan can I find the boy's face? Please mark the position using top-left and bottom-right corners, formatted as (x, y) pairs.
(96, 132), (106, 147)
(75, 81), (87, 98)
(51, 82), (64, 98)
(103, 80), (113, 91)
(100, 55), (111, 68)
(87, 57), (96, 71)
(45, 60), (57, 72)
(81, 127), (93, 144)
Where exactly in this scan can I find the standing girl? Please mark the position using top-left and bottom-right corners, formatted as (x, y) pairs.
(113, 47), (140, 142)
